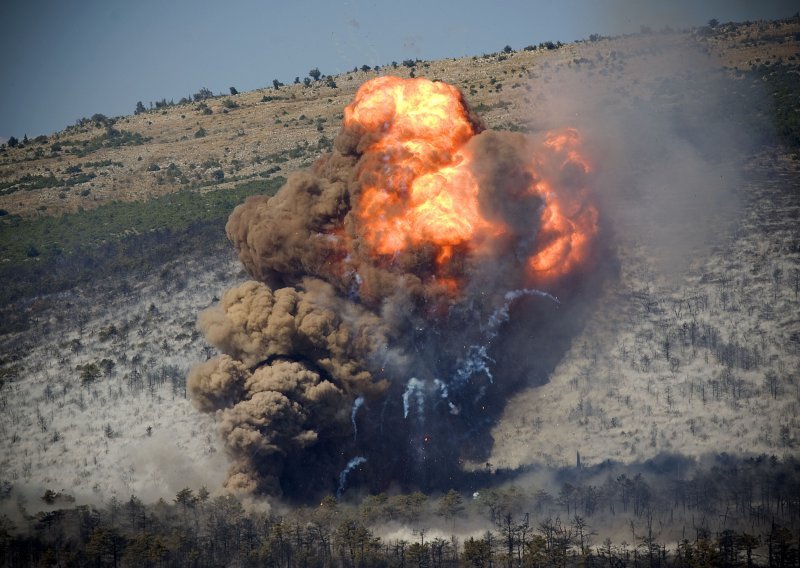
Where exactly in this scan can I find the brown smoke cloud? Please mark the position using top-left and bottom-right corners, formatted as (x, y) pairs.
(188, 76), (600, 498)
(188, 279), (393, 494)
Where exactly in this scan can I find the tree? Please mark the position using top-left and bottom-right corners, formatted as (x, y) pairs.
(407, 541), (430, 567)
(272, 79), (283, 89)
(430, 537), (452, 568)
(359, 492), (388, 525)
(229, 86), (238, 95)
(7, 136), (18, 148)
(572, 515), (595, 556)
(558, 483), (576, 515)
(436, 490), (464, 527)
(496, 512), (516, 565)
(767, 522), (795, 568)
(388, 491), (428, 524)
(197, 486), (210, 503)
(309, 67), (322, 81)
(736, 532), (759, 567)
(125, 495), (146, 532)
(87, 527), (127, 567)
(334, 518), (377, 567)
(503, 45), (513, 53)
(174, 487), (197, 524)
(193, 87), (213, 102)
(765, 371), (780, 399)
(524, 534), (549, 565)
(80, 362), (101, 385)
(123, 533), (169, 566)
(708, 18), (719, 28)
(462, 535), (494, 567)
(537, 517), (572, 564)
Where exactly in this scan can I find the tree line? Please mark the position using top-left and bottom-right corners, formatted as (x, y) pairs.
(2, 454), (799, 566)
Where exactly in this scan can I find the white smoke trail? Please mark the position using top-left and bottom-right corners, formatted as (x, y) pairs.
(351, 395), (364, 441)
(336, 456), (367, 498)
(403, 378), (425, 419)
(434, 378), (459, 414)
(453, 344), (495, 385)
(486, 288), (560, 333)
(451, 289), (559, 390)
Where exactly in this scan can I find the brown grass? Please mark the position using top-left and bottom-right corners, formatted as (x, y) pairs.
(0, 19), (797, 219)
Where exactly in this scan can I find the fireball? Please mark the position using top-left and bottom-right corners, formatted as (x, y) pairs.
(343, 76), (597, 296)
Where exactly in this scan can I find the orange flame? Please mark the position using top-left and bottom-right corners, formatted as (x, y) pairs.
(345, 78), (488, 257)
(344, 77), (597, 294)
(528, 129), (598, 279)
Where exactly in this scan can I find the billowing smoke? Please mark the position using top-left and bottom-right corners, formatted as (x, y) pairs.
(187, 279), (394, 495)
(188, 76), (601, 499)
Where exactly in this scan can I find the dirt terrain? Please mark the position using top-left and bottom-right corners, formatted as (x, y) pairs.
(1, 20), (796, 219)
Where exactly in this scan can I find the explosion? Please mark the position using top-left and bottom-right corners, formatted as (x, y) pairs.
(347, 78), (595, 292)
(189, 76), (598, 498)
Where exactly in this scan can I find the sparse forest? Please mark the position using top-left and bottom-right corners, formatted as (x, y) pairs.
(3, 453), (800, 566)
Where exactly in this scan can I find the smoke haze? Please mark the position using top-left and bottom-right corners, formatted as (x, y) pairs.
(526, 35), (755, 276)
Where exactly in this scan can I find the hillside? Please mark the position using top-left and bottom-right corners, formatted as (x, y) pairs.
(2, 19), (797, 221)
(0, 18), (799, 559)
(484, 153), (800, 470)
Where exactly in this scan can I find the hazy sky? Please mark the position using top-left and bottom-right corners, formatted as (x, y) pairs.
(0, 0), (796, 139)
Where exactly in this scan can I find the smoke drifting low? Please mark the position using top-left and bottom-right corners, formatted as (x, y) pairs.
(188, 76), (602, 499)
(188, 279), (392, 494)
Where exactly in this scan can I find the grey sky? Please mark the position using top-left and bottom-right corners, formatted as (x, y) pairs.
(0, 0), (796, 139)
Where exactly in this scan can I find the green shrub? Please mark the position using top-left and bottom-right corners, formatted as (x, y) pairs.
(193, 88), (213, 102)
(0, 174), (60, 196)
(0, 176), (285, 304)
(65, 173), (96, 187)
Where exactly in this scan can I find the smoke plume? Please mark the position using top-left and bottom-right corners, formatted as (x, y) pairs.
(189, 76), (601, 499)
